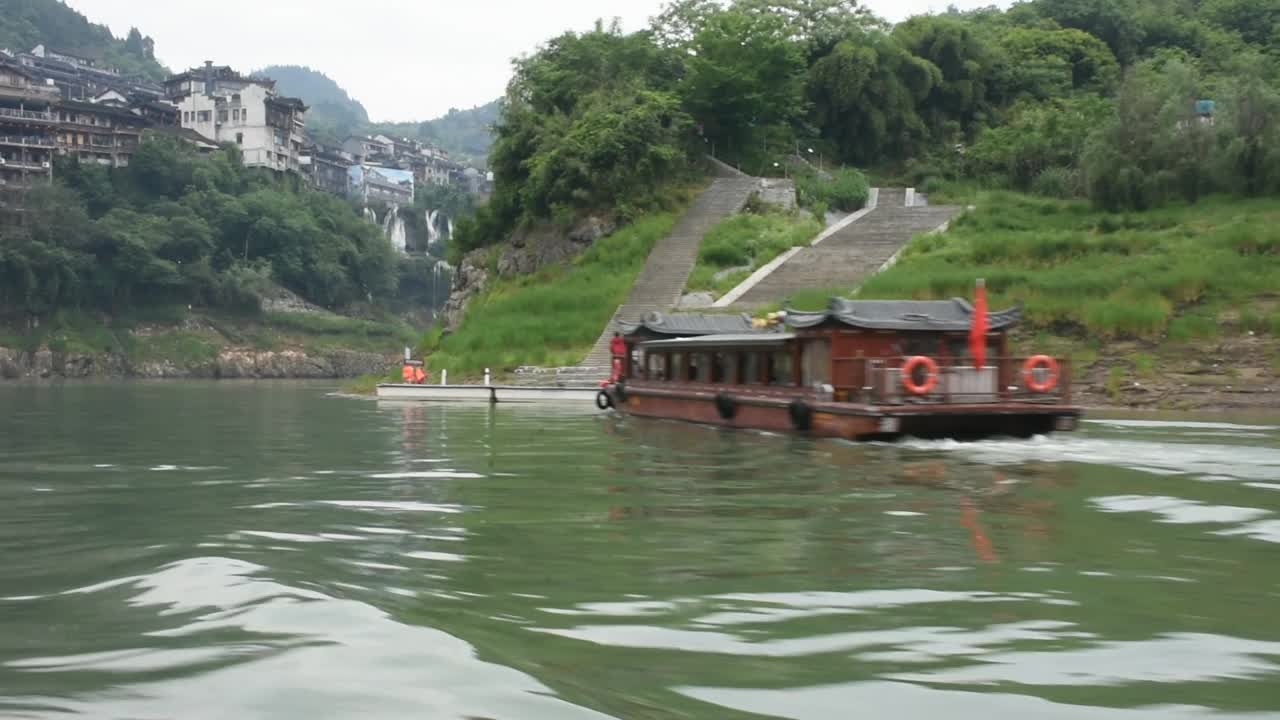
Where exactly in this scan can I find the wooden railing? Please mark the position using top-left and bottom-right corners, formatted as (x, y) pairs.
(0, 135), (56, 147)
(830, 356), (1073, 405)
(0, 108), (57, 122)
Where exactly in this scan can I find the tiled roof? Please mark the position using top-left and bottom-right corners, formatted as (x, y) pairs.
(639, 333), (795, 349)
(785, 298), (1021, 332)
(619, 312), (775, 337)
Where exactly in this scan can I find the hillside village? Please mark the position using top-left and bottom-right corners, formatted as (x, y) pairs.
(0, 45), (491, 237)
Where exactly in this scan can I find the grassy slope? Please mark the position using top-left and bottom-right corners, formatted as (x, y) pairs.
(779, 191), (1280, 404)
(424, 213), (678, 377)
(788, 192), (1279, 332)
(686, 210), (822, 297)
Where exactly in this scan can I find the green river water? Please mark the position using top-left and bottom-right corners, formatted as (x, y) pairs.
(1, 382), (1279, 719)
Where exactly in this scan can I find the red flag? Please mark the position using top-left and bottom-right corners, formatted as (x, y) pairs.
(969, 278), (988, 369)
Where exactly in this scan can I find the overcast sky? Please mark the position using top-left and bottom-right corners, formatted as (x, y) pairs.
(66, 0), (1011, 122)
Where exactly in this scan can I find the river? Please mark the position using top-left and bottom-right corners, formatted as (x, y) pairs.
(1, 382), (1278, 719)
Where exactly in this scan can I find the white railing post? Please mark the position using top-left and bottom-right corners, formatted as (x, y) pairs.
(484, 368), (491, 386)
(441, 369), (447, 386)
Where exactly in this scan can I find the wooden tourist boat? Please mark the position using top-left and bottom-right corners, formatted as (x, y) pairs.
(601, 298), (1082, 440)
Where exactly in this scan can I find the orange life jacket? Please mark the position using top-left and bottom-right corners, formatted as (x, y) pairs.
(402, 365), (415, 383)
(413, 367), (427, 384)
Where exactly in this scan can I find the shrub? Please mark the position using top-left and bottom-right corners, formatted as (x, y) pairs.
(1131, 352), (1155, 376)
(699, 235), (753, 267)
(1031, 167), (1081, 199)
(1168, 314), (1217, 341)
(795, 167), (870, 212)
(687, 211), (822, 293)
(810, 200), (829, 224)
(1106, 367), (1126, 400)
(826, 169), (872, 211)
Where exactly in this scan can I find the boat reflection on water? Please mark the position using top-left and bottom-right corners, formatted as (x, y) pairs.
(593, 409), (1077, 572)
(341, 397), (1280, 720)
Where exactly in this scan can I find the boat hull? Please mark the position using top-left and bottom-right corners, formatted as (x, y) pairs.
(376, 384), (604, 404)
(613, 385), (1079, 440)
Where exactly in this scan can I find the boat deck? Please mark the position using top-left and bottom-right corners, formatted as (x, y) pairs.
(375, 384), (604, 404)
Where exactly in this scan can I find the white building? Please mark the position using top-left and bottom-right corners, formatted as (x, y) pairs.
(165, 63), (306, 174)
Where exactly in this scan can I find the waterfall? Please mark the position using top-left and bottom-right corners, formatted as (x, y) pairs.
(363, 207), (377, 224)
(446, 217), (454, 240)
(382, 205), (408, 254)
(425, 209), (441, 245)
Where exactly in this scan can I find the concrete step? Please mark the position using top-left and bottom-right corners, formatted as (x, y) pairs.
(509, 366), (609, 386)
(732, 191), (959, 308)
(579, 177), (757, 368)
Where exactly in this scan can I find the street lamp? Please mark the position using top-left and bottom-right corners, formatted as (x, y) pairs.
(807, 147), (822, 172)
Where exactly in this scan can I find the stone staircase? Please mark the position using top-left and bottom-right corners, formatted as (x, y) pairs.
(731, 189), (959, 308)
(509, 365), (608, 388)
(578, 176), (758, 371)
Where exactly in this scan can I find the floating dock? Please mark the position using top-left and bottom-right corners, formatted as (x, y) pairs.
(375, 383), (604, 404)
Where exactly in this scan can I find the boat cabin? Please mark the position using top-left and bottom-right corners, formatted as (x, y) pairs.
(618, 299), (1071, 406)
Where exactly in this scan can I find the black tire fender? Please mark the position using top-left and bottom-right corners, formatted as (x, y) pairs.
(596, 390), (613, 410)
(789, 398), (814, 431)
(714, 392), (738, 420)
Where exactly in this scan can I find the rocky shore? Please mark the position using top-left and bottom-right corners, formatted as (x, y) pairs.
(0, 346), (392, 381)
(442, 215), (616, 329)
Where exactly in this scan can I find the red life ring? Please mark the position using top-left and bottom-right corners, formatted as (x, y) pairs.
(1023, 355), (1060, 393)
(902, 355), (940, 396)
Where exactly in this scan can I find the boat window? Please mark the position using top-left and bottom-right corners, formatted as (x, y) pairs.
(768, 351), (794, 386)
(686, 353), (700, 382)
(691, 353), (709, 383)
(903, 334), (944, 358)
(670, 353), (685, 382)
(802, 339), (831, 386)
(946, 337), (998, 365)
(647, 352), (666, 381)
(711, 352), (729, 384)
(742, 352), (761, 385)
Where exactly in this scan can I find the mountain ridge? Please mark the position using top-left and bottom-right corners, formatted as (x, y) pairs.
(0, 0), (167, 80)
(257, 64), (497, 163)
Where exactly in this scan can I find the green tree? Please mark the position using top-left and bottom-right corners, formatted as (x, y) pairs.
(1033, 0), (1145, 65)
(681, 8), (808, 151)
(998, 27), (1119, 99)
(1213, 55), (1280, 196)
(1081, 58), (1213, 210)
(967, 94), (1112, 190)
(808, 31), (939, 164)
(1201, 0), (1280, 46)
(895, 15), (999, 137)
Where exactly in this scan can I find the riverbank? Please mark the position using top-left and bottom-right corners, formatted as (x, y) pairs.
(767, 191), (1280, 412)
(0, 309), (408, 381)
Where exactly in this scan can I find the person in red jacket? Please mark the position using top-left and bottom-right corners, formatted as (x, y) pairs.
(609, 332), (627, 382)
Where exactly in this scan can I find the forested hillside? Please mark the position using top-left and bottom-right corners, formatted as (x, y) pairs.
(0, 139), (399, 319)
(456, 0), (1280, 264)
(255, 65), (370, 147)
(254, 64), (498, 162)
(0, 0), (166, 80)
(415, 100), (500, 161)
(365, 100), (500, 164)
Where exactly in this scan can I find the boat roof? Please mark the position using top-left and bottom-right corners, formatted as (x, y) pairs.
(786, 298), (1021, 332)
(619, 312), (776, 337)
(640, 333), (796, 350)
